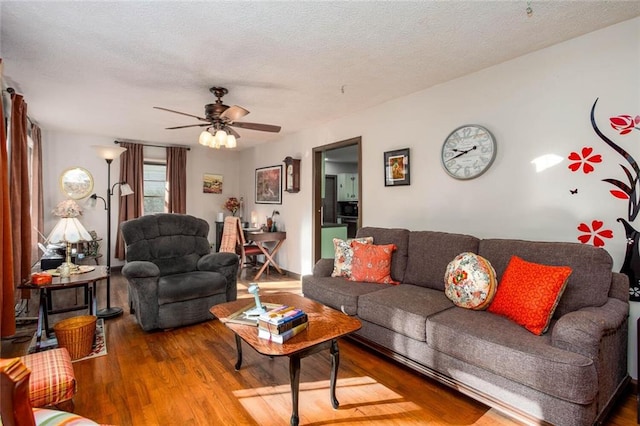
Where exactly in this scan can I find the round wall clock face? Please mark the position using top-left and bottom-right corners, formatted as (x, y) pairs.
(441, 125), (496, 180)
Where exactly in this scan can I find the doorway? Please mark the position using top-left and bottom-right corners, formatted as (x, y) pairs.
(312, 137), (362, 263)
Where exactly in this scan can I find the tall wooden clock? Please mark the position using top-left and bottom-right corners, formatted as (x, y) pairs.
(283, 156), (301, 193)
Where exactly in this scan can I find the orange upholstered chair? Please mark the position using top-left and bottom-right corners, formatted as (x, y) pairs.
(0, 357), (98, 426)
(18, 348), (77, 412)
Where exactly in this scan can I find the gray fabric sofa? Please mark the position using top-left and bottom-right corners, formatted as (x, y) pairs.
(301, 227), (630, 426)
(121, 213), (239, 331)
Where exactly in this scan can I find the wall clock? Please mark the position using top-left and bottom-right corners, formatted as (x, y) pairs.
(283, 156), (301, 193)
(441, 125), (496, 180)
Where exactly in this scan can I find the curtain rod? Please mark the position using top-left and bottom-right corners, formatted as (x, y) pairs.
(3, 87), (37, 126)
(114, 140), (191, 151)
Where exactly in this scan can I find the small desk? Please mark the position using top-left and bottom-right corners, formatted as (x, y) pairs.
(19, 266), (109, 352)
(245, 231), (286, 280)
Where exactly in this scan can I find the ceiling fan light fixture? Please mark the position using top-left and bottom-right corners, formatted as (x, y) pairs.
(199, 130), (213, 146)
(215, 129), (228, 145)
(226, 134), (237, 148)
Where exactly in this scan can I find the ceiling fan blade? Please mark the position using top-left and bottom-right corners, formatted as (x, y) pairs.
(231, 121), (281, 133)
(225, 126), (241, 139)
(165, 123), (210, 130)
(154, 106), (207, 121)
(221, 105), (250, 121)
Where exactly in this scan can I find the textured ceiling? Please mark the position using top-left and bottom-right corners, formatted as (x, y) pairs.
(2, 1), (639, 149)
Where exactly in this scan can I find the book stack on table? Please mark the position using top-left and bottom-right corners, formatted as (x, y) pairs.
(257, 306), (308, 344)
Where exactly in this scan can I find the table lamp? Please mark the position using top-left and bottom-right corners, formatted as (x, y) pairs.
(47, 215), (92, 278)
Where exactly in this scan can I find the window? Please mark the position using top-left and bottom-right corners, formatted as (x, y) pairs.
(143, 161), (167, 215)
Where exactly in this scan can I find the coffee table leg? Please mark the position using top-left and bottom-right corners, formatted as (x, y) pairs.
(289, 355), (301, 426)
(330, 339), (340, 408)
(234, 334), (243, 371)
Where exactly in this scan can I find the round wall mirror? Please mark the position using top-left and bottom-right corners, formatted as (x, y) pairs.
(59, 167), (94, 199)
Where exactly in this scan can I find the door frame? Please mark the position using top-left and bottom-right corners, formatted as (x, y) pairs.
(312, 136), (362, 263)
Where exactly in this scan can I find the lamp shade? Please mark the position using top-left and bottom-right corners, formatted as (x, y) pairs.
(92, 145), (126, 160)
(47, 217), (92, 244)
(120, 183), (134, 196)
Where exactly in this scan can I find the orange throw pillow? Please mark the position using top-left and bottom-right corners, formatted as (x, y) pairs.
(488, 255), (572, 335)
(349, 241), (399, 284)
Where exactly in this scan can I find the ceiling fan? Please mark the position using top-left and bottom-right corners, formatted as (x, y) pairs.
(154, 86), (281, 148)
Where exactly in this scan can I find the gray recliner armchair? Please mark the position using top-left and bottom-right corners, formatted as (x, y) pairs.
(120, 213), (239, 331)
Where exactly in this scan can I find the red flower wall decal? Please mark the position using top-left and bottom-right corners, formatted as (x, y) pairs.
(568, 147), (602, 174)
(610, 114), (640, 135)
(577, 220), (613, 247)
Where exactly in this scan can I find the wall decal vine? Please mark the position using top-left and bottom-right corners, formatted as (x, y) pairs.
(588, 98), (640, 300)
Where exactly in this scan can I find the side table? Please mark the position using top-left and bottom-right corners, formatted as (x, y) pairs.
(19, 266), (110, 352)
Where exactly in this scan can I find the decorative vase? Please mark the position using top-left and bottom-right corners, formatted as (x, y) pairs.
(617, 218), (640, 301)
(266, 217), (273, 231)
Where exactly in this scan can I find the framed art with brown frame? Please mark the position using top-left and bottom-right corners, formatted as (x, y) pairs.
(255, 165), (282, 204)
(384, 148), (410, 186)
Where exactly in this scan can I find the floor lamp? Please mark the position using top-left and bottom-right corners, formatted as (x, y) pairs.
(89, 145), (134, 319)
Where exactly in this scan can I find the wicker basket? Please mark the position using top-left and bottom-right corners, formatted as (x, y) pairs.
(53, 315), (97, 360)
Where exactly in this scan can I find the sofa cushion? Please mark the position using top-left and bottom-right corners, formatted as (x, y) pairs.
(479, 239), (611, 317)
(404, 231), (480, 290)
(158, 271), (227, 305)
(444, 252), (497, 310)
(488, 256), (572, 335)
(356, 227), (409, 283)
(349, 242), (398, 284)
(301, 276), (389, 315)
(357, 284), (453, 342)
(427, 307), (597, 404)
(331, 237), (374, 278)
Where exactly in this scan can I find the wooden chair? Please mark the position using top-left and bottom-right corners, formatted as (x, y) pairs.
(219, 216), (262, 276)
(0, 357), (99, 426)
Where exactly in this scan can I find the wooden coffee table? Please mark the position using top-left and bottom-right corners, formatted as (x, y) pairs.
(210, 293), (361, 426)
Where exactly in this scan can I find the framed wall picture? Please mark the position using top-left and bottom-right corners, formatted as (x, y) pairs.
(384, 148), (410, 186)
(255, 165), (282, 204)
(203, 173), (223, 193)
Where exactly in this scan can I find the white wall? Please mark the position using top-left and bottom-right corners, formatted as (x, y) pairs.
(237, 17), (640, 377)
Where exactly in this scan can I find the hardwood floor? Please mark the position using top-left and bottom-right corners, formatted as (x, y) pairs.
(3, 270), (637, 425)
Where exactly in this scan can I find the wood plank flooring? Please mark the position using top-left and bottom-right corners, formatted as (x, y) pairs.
(2, 270), (637, 425)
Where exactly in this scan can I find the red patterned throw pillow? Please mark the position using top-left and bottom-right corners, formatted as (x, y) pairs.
(487, 255), (572, 335)
(349, 241), (398, 284)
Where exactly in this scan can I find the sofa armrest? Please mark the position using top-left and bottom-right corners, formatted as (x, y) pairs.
(551, 297), (629, 412)
(608, 272), (630, 302)
(122, 261), (160, 278)
(313, 258), (334, 277)
(551, 298), (628, 359)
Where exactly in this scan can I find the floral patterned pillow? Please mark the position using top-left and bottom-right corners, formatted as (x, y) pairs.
(487, 255), (572, 335)
(349, 241), (399, 284)
(331, 237), (374, 278)
(444, 252), (497, 310)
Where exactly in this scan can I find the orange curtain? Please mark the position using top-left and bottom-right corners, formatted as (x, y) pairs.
(115, 142), (143, 259)
(0, 59), (16, 337)
(166, 146), (187, 214)
(9, 92), (31, 298)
